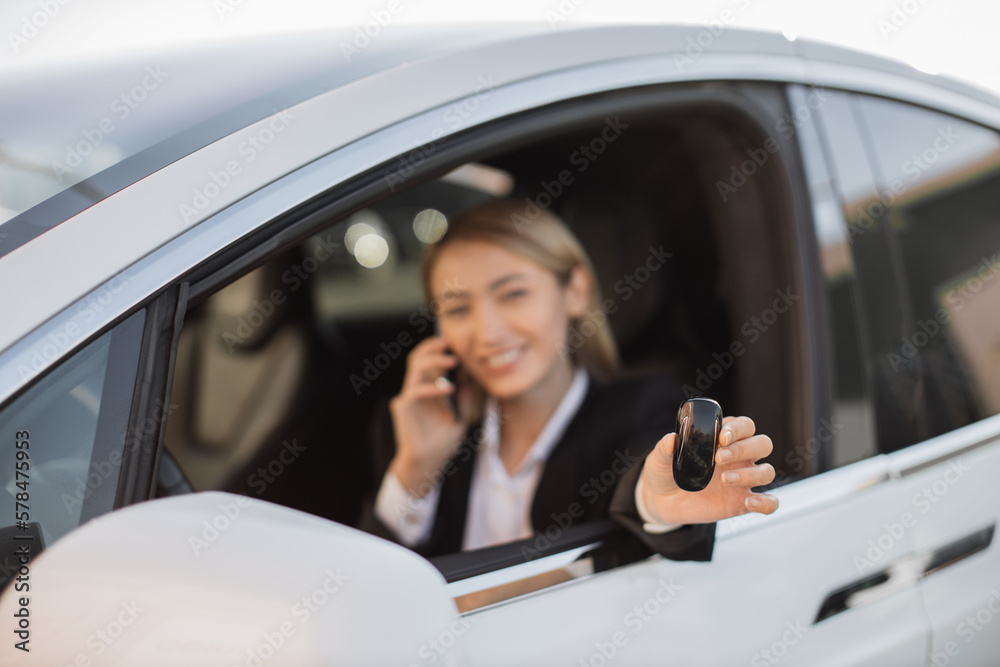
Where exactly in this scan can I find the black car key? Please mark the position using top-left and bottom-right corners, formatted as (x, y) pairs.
(672, 397), (723, 492)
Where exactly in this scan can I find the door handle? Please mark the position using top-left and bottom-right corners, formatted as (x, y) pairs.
(815, 524), (995, 623)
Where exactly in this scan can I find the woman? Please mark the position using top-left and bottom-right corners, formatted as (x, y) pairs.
(357, 198), (778, 561)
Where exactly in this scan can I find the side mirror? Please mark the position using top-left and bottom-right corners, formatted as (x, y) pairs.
(0, 492), (468, 666)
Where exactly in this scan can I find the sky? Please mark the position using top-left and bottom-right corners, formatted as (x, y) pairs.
(0, 0), (998, 99)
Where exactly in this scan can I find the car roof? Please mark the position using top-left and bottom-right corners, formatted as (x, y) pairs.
(2, 23), (996, 256)
(1, 22), (998, 366)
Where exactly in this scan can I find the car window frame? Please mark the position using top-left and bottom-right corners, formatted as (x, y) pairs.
(159, 78), (815, 593)
(788, 83), (881, 475)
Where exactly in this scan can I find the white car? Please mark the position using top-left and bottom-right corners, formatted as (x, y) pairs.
(0, 22), (998, 666)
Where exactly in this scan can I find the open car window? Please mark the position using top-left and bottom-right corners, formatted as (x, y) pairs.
(160, 80), (811, 608)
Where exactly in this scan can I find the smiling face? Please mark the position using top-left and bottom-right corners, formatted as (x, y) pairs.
(430, 239), (590, 403)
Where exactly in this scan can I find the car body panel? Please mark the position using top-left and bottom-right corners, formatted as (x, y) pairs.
(459, 455), (930, 666)
(887, 415), (1000, 665)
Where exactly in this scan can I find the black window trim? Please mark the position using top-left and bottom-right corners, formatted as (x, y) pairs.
(116, 282), (189, 509)
(78, 308), (147, 523)
(430, 518), (628, 584)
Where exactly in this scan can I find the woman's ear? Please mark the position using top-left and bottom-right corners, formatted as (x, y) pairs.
(565, 265), (592, 318)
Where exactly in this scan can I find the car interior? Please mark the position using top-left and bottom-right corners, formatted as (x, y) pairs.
(160, 91), (807, 562)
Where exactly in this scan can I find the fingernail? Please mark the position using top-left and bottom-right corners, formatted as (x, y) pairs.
(746, 496), (762, 510)
(717, 448), (733, 463)
(721, 428), (732, 446)
(722, 471), (739, 484)
(434, 376), (452, 389)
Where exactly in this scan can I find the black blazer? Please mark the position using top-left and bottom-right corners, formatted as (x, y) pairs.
(356, 372), (715, 562)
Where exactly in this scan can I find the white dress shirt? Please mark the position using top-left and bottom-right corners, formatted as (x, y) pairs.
(374, 367), (681, 550)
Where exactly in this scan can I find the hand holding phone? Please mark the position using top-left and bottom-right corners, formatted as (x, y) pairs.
(386, 334), (468, 496)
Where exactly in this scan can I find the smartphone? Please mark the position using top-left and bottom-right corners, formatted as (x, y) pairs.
(672, 397), (723, 492)
(435, 320), (461, 420)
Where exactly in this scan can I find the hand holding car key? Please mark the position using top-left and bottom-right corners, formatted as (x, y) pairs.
(637, 397), (779, 524)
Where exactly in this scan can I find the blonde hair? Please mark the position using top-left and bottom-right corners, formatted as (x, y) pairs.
(420, 199), (620, 381)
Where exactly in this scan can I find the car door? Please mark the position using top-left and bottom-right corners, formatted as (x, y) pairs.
(116, 70), (951, 667)
(441, 83), (932, 667)
(84, 71), (931, 665)
(836, 91), (1000, 666)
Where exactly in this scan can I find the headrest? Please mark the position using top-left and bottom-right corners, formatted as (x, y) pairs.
(560, 192), (664, 349)
(205, 261), (289, 351)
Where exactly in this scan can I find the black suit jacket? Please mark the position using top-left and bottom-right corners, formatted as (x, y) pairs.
(356, 372), (715, 562)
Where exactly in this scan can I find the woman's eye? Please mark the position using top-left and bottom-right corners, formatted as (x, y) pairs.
(502, 289), (528, 301)
(442, 305), (469, 317)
